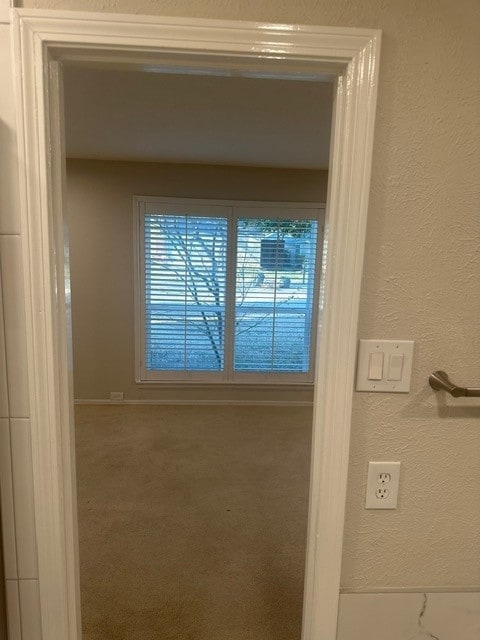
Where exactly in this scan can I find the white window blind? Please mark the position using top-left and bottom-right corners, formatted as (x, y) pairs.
(144, 213), (228, 373)
(136, 198), (323, 384)
(234, 218), (318, 373)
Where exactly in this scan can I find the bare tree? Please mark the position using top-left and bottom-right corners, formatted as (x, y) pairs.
(150, 217), (226, 369)
(148, 217), (308, 369)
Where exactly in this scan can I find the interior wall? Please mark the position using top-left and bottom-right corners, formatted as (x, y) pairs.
(16, 0), (480, 603)
(66, 158), (328, 404)
(51, 0), (480, 594)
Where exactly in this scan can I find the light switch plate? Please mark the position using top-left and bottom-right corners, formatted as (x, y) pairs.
(356, 340), (414, 392)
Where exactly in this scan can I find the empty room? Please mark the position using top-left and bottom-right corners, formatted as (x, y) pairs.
(63, 64), (332, 639)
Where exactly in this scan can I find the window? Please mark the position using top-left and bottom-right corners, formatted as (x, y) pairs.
(135, 197), (324, 384)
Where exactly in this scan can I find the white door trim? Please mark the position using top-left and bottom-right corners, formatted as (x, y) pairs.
(12, 10), (381, 640)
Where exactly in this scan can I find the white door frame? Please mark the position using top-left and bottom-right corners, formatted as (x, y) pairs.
(12, 9), (381, 640)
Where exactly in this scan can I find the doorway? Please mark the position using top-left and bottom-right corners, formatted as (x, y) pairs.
(12, 10), (381, 640)
(63, 64), (332, 639)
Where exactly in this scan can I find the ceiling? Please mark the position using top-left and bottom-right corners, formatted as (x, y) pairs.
(63, 66), (334, 170)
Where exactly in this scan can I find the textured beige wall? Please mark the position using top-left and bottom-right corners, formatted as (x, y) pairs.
(33, 0), (480, 591)
(66, 159), (327, 404)
(0, 515), (6, 640)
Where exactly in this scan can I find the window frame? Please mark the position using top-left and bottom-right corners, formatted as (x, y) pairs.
(134, 195), (325, 385)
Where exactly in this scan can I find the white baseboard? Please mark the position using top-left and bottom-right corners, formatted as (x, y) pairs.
(74, 398), (314, 407)
(340, 585), (480, 594)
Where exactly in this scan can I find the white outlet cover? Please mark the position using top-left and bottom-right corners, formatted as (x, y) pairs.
(356, 340), (414, 393)
(365, 461), (401, 510)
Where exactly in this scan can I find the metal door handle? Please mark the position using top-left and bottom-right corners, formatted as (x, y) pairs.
(429, 370), (480, 397)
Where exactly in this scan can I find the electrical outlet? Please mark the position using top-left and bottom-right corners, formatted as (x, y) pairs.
(110, 391), (124, 401)
(365, 461), (401, 509)
(378, 473), (391, 484)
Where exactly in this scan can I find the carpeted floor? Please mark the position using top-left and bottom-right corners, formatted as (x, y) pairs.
(75, 404), (313, 640)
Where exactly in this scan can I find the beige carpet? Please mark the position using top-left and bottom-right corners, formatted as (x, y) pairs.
(75, 404), (312, 640)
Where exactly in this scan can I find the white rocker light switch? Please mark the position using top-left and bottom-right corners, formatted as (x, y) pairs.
(368, 352), (384, 380)
(356, 340), (414, 393)
(387, 354), (404, 381)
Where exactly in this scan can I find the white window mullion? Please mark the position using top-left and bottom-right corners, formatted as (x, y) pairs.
(135, 200), (147, 381)
(223, 208), (236, 382)
(302, 220), (315, 372)
(270, 222), (280, 371)
(183, 214), (188, 370)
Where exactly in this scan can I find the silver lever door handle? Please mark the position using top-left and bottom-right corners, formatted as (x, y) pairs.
(429, 370), (480, 397)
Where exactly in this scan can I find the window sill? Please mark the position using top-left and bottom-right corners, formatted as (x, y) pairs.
(135, 380), (314, 389)
(130, 379), (314, 406)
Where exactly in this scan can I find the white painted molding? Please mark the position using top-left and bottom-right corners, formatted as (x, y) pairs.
(12, 9), (381, 640)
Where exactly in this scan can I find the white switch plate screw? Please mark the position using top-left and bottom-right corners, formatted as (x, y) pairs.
(366, 461), (401, 509)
